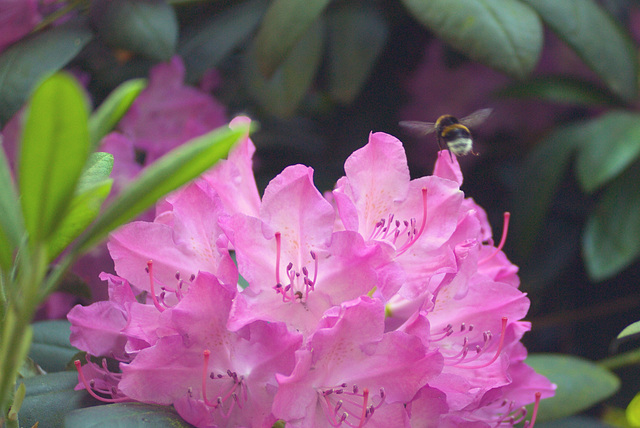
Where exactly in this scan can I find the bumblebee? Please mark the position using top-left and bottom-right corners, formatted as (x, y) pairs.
(400, 108), (492, 160)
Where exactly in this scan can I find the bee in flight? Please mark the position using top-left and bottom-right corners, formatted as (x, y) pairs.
(400, 108), (493, 161)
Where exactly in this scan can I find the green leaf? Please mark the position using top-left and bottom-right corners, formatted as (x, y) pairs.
(178, 0), (268, 83)
(90, 0), (178, 61)
(495, 76), (620, 107)
(574, 111), (640, 193)
(583, 161), (640, 281)
(520, 0), (638, 101)
(244, 20), (323, 118)
(401, 0), (542, 78)
(65, 402), (194, 427)
(45, 153), (113, 259)
(89, 79), (147, 149)
(535, 415), (616, 428)
(76, 152), (115, 193)
(75, 124), (247, 254)
(326, 5), (388, 104)
(0, 21), (93, 126)
(19, 72), (91, 246)
(511, 123), (580, 258)
(28, 320), (78, 373)
(0, 139), (23, 268)
(253, 0), (330, 77)
(19, 371), (100, 428)
(618, 321), (640, 340)
(526, 353), (620, 422)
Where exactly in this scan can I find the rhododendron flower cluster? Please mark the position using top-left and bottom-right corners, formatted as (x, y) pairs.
(68, 122), (555, 427)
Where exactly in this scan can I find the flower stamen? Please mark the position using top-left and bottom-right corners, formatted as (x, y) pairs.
(479, 212), (510, 264)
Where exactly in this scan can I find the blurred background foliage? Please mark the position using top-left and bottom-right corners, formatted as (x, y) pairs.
(4, 0), (640, 425)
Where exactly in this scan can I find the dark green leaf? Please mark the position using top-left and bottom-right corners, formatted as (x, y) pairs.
(19, 72), (91, 246)
(0, 139), (23, 268)
(574, 111), (640, 193)
(75, 124), (247, 254)
(526, 354), (620, 422)
(583, 161), (640, 281)
(65, 402), (194, 428)
(90, 0), (178, 61)
(19, 371), (100, 428)
(511, 123), (580, 258)
(520, 0), (638, 101)
(401, 0), (542, 78)
(253, 0), (330, 77)
(89, 79), (147, 149)
(244, 20), (323, 118)
(0, 21), (92, 126)
(496, 76), (621, 107)
(178, 0), (268, 83)
(326, 5), (388, 104)
(29, 321), (78, 373)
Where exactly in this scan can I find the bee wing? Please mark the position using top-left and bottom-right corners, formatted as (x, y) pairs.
(399, 121), (437, 136)
(459, 108), (493, 128)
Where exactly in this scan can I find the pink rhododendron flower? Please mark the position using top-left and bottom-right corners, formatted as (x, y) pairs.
(117, 56), (227, 163)
(69, 130), (554, 427)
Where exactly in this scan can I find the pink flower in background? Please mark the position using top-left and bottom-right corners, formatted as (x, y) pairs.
(0, 0), (41, 54)
(69, 131), (554, 427)
(116, 56), (227, 163)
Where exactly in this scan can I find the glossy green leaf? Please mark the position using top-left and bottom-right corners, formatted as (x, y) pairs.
(90, 0), (178, 61)
(28, 321), (78, 373)
(253, 0), (330, 77)
(520, 0), (637, 101)
(19, 371), (100, 428)
(0, 139), (23, 269)
(89, 79), (147, 149)
(75, 124), (247, 254)
(244, 20), (323, 118)
(401, 0), (542, 78)
(19, 72), (91, 246)
(526, 353), (620, 422)
(0, 21), (92, 126)
(326, 5), (388, 104)
(65, 402), (193, 427)
(511, 123), (580, 258)
(574, 111), (640, 193)
(583, 161), (640, 281)
(178, 0), (268, 83)
(496, 76), (620, 107)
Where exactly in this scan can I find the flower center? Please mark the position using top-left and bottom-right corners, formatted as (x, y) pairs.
(433, 317), (508, 369)
(272, 232), (319, 303)
(145, 260), (195, 311)
(318, 383), (386, 427)
(199, 350), (248, 416)
(368, 187), (428, 256)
